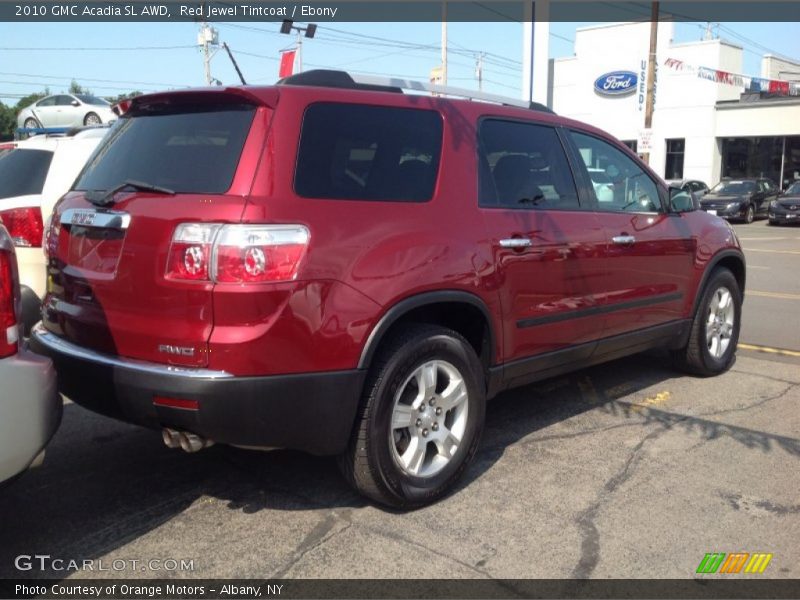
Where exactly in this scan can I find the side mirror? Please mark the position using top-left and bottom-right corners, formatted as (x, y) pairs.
(669, 185), (696, 213)
(71, 100), (80, 106)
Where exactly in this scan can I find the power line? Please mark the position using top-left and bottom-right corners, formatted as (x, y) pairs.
(0, 45), (196, 51)
(0, 71), (189, 89)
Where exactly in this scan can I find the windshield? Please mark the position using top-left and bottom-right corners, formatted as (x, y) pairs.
(0, 148), (54, 199)
(75, 94), (109, 106)
(75, 104), (256, 194)
(711, 180), (756, 195)
(785, 182), (800, 195)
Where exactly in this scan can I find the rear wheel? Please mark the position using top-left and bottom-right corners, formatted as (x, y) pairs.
(84, 112), (101, 126)
(339, 324), (486, 508)
(744, 204), (755, 224)
(673, 268), (741, 376)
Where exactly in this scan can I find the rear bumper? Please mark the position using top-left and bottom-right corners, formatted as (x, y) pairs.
(30, 324), (365, 456)
(0, 345), (61, 484)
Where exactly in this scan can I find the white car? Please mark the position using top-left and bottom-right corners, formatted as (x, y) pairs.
(17, 93), (116, 132)
(0, 127), (109, 331)
(0, 224), (61, 485)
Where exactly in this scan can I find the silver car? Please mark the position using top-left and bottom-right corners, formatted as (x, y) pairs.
(0, 225), (61, 485)
(17, 93), (116, 131)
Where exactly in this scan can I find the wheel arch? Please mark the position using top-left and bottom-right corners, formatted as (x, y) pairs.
(691, 249), (746, 316)
(357, 291), (497, 374)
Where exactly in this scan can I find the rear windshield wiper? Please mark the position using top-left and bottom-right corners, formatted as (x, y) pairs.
(85, 179), (175, 206)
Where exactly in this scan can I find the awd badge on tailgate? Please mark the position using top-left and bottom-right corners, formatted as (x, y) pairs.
(158, 344), (196, 357)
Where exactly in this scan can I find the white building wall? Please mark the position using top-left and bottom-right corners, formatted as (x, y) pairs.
(761, 55), (800, 82)
(551, 22), (744, 186)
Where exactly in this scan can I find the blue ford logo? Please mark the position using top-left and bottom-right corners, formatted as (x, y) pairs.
(594, 71), (638, 97)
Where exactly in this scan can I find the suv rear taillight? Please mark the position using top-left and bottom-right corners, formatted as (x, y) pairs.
(0, 249), (18, 358)
(0, 207), (44, 248)
(165, 224), (309, 284)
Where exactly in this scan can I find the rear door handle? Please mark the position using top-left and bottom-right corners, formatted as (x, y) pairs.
(612, 235), (635, 246)
(499, 238), (532, 249)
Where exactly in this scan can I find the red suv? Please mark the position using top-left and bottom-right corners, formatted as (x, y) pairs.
(31, 70), (745, 508)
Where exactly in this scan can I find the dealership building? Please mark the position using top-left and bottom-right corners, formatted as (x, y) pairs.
(548, 22), (800, 188)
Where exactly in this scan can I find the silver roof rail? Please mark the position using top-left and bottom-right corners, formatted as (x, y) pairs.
(350, 73), (554, 113)
(278, 69), (554, 114)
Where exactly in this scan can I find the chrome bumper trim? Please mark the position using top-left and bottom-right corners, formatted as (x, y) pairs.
(30, 323), (233, 380)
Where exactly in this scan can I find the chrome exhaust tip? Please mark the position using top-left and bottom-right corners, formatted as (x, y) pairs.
(178, 432), (214, 453)
(162, 428), (181, 449)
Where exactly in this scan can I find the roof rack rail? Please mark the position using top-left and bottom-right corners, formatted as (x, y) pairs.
(277, 69), (555, 114)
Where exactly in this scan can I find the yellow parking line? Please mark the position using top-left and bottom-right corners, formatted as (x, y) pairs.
(739, 343), (800, 358)
(748, 290), (800, 301)
(746, 248), (800, 255)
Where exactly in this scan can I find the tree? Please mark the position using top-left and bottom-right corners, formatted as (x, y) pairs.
(0, 102), (16, 141)
(106, 91), (144, 104)
(69, 80), (91, 95)
(14, 89), (49, 112)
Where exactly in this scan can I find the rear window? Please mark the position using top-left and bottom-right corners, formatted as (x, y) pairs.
(74, 104), (256, 195)
(0, 149), (54, 200)
(294, 103), (443, 202)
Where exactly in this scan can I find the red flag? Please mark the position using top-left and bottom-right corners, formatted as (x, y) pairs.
(279, 50), (296, 78)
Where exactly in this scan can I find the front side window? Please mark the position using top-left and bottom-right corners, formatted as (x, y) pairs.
(295, 103), (443, 202)
(569, 131), (662, 213)
(75, 103), (256, 194)
(478, 119), (580, 209)
(56, 95), (74, 106)
(75, 94), (109, 106)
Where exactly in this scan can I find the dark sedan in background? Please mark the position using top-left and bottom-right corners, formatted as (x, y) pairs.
(699, 178), (779, 224)
(769, 181), (800, 225)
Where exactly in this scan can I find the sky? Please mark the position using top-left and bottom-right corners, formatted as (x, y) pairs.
(1, 19), (799, 105)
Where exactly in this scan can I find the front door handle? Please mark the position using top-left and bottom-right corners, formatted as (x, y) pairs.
(499, 238), (532, 249)
(612, 235), (635, 246)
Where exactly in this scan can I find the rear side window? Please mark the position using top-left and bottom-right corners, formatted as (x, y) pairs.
(478, 119), (580, 209)
(74, 104), (256, 194)
(0, 149), (54, 200)
(295, 103), (443, 202)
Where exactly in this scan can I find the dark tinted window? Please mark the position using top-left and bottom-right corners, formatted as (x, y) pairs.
(479, 119), (580, 209)
(55, 95), (74, 106)
(0, 149), (54, 199)
(37, 96), (56, 107)
(295, 103), (442, 202)
(75, 94), (108, 106)
(75, 104), (255, 194)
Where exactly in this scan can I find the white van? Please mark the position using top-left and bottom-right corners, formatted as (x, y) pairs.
(0, 127), (109, 331)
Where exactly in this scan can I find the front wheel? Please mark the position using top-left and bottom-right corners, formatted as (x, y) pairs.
(744, 204), (755, 224)
(339, 324), (486, 509)
(673, 268), (741, 376)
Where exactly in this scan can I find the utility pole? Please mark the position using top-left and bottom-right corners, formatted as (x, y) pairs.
(476, 53), (484, 91)
(441, 1), (448, 86)
(642, 1), (659, 166)
(198, 21), (220, 85)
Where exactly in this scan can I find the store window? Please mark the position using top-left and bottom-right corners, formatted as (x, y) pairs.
(721, 137), (783, 185)
(665, 138), (685, 179)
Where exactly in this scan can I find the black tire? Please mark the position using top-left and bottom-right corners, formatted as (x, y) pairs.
(338, 324), (486, 509)
(23, 117), (39, 129)
(673, 268), (741, 376)
(768, 219), (778, 226)
(84, 112), (101, 126)
(744, 204), (755, 224)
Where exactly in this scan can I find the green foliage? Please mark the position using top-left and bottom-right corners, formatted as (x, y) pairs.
(0, 102), (16, 141)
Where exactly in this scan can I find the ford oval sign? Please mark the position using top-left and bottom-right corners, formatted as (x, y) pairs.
(594, 71), (638, 97)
